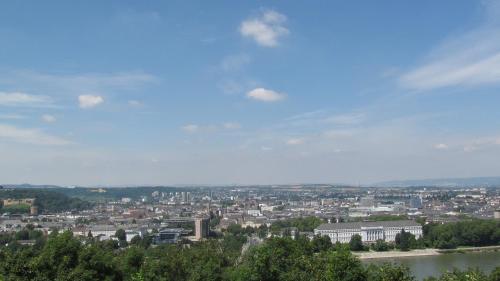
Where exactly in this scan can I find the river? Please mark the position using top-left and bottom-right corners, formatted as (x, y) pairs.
(365, 251), (500, 280)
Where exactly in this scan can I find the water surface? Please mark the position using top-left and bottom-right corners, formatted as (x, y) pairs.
(365, 251), (500, 280)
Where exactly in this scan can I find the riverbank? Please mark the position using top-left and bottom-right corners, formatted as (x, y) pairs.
(437, 245), (500, 254)
(355, 248), (441, 260)
(354, 245), (500, 260)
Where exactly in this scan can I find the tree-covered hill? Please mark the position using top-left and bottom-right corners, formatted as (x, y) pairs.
(0, 189), (93, 213)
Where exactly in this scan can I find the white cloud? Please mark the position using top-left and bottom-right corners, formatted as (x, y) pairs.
(260, 146), (273, 151)
(434, 143), (449, 150)
(0, 92), (52, 107)
(400, 1), (500, 91)
(240, 10), (289, 47)
(247, 88), (286, 102)
(181, 124), (199, 133)
(41, 114), (56, 123)
(223, 122), (241, 129)
(0, 123), (71, 145)
(78, 95), (104, 108)
(286, 138), (305, 145)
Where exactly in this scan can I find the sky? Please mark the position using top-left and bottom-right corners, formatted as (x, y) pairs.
(1, 0), (500, 186)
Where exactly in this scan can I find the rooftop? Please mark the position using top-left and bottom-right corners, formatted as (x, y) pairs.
(315, 220), (421, 231)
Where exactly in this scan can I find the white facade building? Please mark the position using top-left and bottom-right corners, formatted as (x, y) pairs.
(314, 220), (422, 243)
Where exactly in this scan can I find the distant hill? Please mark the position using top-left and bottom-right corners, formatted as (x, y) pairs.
(374, 176), (500, 188)
(0, 184), (63, 189)
(0, 189), (93, 213)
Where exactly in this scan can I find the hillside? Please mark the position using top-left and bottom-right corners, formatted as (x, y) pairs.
(0, 189), (93, 214)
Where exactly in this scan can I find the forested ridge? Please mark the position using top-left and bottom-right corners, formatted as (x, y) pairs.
(0, 189), (92, 213)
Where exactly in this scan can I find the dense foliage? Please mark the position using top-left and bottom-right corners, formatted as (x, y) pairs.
(0, 189), (92, 213)
(423, 219), (500, 249)
(349, 234), (367, 251)
(0, 230), (498, 281)
(395, 230), (420, 251)
(370, 239), (393, 251)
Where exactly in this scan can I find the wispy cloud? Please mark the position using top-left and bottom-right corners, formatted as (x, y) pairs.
(0, 70), (157, 97)
(461, 135), (500, 152)
(181, 124), (200, 133)
(128, 100), (143, 107)
(240, 10), (289, 47)
(400, 1), (500, 91)
(322, 129), (356, 139)
(0, 123), (71, 145)
(323, 113), (365, 125)
(0, 92), (53, 107)
(282, 110), (366, 128)
(434, 143), (449, 150)
(41, 114), (56, 123)
(78, 95), (104, 109)
(223, 122), (242, 130)
(217, 78), (259, 95)
(220, 54), (251, 72)
(286, 138), (305, 145)
(182, 122), (241, 134)
(247, 88), (286, 102)
(0, 114), (26, 120)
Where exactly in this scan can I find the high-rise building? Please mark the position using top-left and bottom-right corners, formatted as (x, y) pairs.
(409, 196), (423, 209)
(30, 205), (38, 216)
(194, 218), (209, 240)
(494, 209), (500, 219)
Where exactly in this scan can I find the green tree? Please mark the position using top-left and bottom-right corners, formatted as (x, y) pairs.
(31, 231), (82, 280)
(349, 234), (365, 251)
(311, 235), (332, 253)
(395, 230), (415, 251)
(371, 239), (391, 252)
(367, 263), (415, 281)
(130, 235), (142, 246)
(115, 229), (126, 241)
(424, 268), (489, 281)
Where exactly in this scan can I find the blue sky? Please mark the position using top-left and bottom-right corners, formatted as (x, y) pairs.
(1, 0), (500, 186)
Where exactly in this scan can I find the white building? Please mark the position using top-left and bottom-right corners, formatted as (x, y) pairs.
(314, 220), (422, 243)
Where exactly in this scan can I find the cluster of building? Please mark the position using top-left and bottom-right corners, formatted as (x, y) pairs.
(0, 184), (498, 246)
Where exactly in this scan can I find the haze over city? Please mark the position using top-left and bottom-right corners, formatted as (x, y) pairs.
(2, 1), (500, 186)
